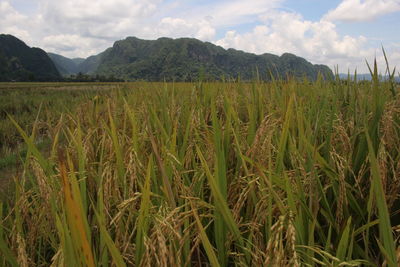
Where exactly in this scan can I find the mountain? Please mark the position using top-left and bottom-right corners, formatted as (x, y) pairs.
(71, 58), (85, 65)
(0, 34), (60, 81)
(76, 53), (104, 74)
(47, 36), (333, 81)
(48, 52), (81, 76)
(49, 51), (104, 76)
(92, 37), (333, 81)
(339, 73), (400, 82)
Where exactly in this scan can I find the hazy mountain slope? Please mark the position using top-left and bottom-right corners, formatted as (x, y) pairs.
(4, 33), (333, 82)
(77, 52), (107, 74)
(72, 58), (85, 65)
(48, 52), (80, 76)
(0, 34), (60, 81)
(94, 37), (334, 81)
(339, 73), (400, 82)
(48, 51), (106, 76)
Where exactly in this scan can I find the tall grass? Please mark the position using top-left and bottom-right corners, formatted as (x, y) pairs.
(0, 76), (399, 266)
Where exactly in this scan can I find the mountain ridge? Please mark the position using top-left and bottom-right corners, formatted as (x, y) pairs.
(51, 36), (334, 81)
(0, 34), (334, 81)
(0, 34), (60, 81)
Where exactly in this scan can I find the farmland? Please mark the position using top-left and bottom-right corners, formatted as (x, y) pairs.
(0, 75), (399, 266)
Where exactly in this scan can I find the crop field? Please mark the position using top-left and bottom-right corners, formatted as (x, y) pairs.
(0, 83), (121, 181)
(0, 74), (399, 266)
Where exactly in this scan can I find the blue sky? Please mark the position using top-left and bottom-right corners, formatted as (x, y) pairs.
(1, 0), (399, 73)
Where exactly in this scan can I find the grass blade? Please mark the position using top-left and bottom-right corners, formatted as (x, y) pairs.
(365, 131), (396, 266)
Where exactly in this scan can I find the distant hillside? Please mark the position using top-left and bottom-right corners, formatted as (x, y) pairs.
(71, 58), (85, 65)
(93, 37), (333, 81)
(339, 73), (400, 82)
(77, 53), (104, 74)
(0, 34), (60, 81)
(48, 36), (333, 81)
(48, 52), (80, 76)
(49, 51), (105, 76)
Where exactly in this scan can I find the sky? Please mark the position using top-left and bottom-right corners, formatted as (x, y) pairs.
(1, 0), (399, 73)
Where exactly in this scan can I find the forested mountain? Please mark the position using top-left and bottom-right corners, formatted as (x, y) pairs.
(76, 53), (104, 74)
(338, 73), (400, 82)
(0, 34), (60, 81)
(71, 57), (85, 65)
(49, 37), (333, 81)
(0, 34), (333, 82)
(47, 53), (85, 76)
(48, 51), (105, 76)
(92, 37), (333, 81)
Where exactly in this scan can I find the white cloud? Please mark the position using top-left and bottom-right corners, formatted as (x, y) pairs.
(42, 34), (110, 58)
(0, 1), (31, 42)
(195, 20), (216, 40)
(324, 0), (400, 22)
(0, 0), (166, 57)
(38, 0), (161, 39)
(169, 0), (282, 28)
(204, 0), (281, 27)
(0, 0), (399, 74)
(157, 17), (216, 41)
(39, 0), (160, 20)
(215, 11), (393, 73)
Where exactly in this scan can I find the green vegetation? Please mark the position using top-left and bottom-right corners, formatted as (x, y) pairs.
(0, 70), (399, 266)
(49, 36), (333, 81)
(47, 53), (85, 76)
(0, 34), (60, 82)
(47, 52), (104, 77)
(94, 37), (334, 81)
(0, 83), (121, 192)
(1, 34), (333, 82)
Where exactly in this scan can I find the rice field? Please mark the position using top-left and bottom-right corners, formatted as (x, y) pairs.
(0, 72), (399, 266)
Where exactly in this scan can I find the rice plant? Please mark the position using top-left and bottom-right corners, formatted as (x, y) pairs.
(0, 73), (399, 266)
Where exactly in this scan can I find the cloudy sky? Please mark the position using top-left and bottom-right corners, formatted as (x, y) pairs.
(1, 0), (399, 73)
